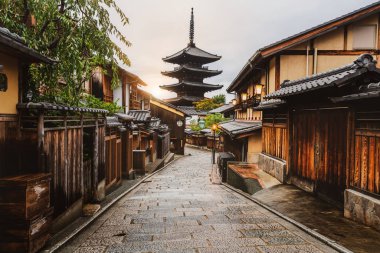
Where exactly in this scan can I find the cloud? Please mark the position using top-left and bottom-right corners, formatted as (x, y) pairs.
(111, 0), (378, 101)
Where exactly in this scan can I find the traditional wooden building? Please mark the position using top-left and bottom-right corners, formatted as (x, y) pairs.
(150, 97), (189, 155)
(0, 26), (110, 252)
(113, 68), (148, 113)
(218, 120), (262, 162)
(226, 2), (380, 168)
(258, 54), (380, 231)
(160, 8), (223, 106)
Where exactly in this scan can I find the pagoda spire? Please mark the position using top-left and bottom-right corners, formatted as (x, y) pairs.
(189, 8), (195, 46)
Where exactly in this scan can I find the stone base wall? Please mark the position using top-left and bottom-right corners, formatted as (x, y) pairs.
(344, 189), (380, 231)
(258, 153), (286, 183)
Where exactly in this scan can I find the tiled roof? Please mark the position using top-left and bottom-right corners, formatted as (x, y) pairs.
(265, 54), (377, 99)
(106, 116), (123, 127)
(162, 65), (222, 78)
(330, 82), (380, 102)
(255, 99), (286, 111)
(219, 120), (262, 138)
(17, 102), (108, 114)
(177, 106), (208, 116)
(165, 96), (205, 104)
(160, 81), (223, 91)
(127, 110), (151, 122)
(0, 27), (55, 64)
(149, 117), (161, 128)
(209, 104), (235, 114)
(115, 113), (135, 121)
(163, 45), (221, 64)
(151, 97), (190, 117)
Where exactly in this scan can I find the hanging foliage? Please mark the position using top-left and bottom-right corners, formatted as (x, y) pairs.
(0, 0), (131, 106)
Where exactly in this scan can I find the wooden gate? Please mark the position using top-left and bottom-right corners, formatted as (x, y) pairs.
(292, 108), (348, 201)
(105, 134), (122, 190)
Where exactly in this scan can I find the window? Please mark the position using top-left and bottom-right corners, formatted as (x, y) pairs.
(353, 25), (377, 50)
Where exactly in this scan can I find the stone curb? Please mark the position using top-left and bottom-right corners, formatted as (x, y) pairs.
(43, 156), (183, 253)
(222, 183), (353, 253)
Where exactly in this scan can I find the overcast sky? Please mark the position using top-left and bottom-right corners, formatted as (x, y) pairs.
(112, 0), (379, 101)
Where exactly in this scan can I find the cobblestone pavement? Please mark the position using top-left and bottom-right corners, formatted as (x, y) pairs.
(59, 147), (337, 253)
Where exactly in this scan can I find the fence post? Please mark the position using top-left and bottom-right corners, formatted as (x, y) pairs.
(92, 114), (99, 201)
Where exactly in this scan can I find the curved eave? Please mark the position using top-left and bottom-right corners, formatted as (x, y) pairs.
(165, 96), (204, 103)
(163, 46), (222, 64)
(161, 67), (222, 79)
(160, 82), (223, 91)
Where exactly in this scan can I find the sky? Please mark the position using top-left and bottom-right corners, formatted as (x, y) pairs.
(111, 0), (379, 101)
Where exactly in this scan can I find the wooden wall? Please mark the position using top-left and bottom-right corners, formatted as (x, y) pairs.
(150, 101), (185, 155)
(105, 132), (122, 190)
(262, 111), (288, 160)
(44, 128), (83, 216)
(0, 115), (38, 177)
(43, 124), (105, 218)
(291, 108), (349, 201)
(350, 110), (380, 195)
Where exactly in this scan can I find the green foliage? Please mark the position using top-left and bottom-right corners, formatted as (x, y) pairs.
(194, 94), (226, 111)
(212, 94), (225, 104)
(81, 95), (122, 115)
(190, 119), (201, 132)
(204, 113), (226, 128)
(0, 0), (131, 106)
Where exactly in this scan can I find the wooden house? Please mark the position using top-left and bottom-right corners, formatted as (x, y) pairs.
(226, 2), (380, 169)
(0, 26), (110, 251)
(258, 54), (380, 231)
(150, 97), (189, 155)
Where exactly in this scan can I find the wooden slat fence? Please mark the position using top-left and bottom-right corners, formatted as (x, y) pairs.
(44, 128), (83, 216)
(105, 133), (121, 190)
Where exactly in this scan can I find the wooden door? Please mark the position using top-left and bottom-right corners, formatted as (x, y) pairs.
(292, 108), (348, 202)
(317, 108), (348, 201)
(292, 109), (318, 182)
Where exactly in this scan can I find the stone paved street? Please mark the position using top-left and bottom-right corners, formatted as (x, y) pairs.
(59, 147), (337, 253)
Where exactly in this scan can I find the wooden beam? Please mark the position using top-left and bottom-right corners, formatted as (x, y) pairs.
(378, 13), (380, 50)
(92, 115), (99, 201)
(279, 49), (380, 55)
(344, 26), (348, 50)
(150, 100), (185, 117)
(275, 55), (281, 90)
(37, 112), (45, 172)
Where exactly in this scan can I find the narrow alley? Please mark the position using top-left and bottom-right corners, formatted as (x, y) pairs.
(59, 147), (337, 253)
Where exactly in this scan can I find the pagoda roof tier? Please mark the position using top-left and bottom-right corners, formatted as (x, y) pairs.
(163, 45), (221, 65)
(164, 95), (205, 106)
(161, 65), (222, 79)
(160, 81), (223, 92)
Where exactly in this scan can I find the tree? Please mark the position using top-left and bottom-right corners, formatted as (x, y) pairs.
(194, 94), (226, 111)
(212, 94), (225, 104)
(0, 0), (131, 106)
(204, 113), (226, 129)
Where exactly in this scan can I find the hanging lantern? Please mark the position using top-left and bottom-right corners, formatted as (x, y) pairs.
(241, 92), (248, 102)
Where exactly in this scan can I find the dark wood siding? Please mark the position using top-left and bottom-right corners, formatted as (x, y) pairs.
(351, 110), (380, 195)
(262, 111), (288, 160)
(150, 102), (185, 155)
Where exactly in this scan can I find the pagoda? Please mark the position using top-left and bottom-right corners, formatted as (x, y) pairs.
(160, 8), (223, 106)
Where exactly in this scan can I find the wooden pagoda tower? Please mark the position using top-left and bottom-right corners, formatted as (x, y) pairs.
(160, 8), (223, 106)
